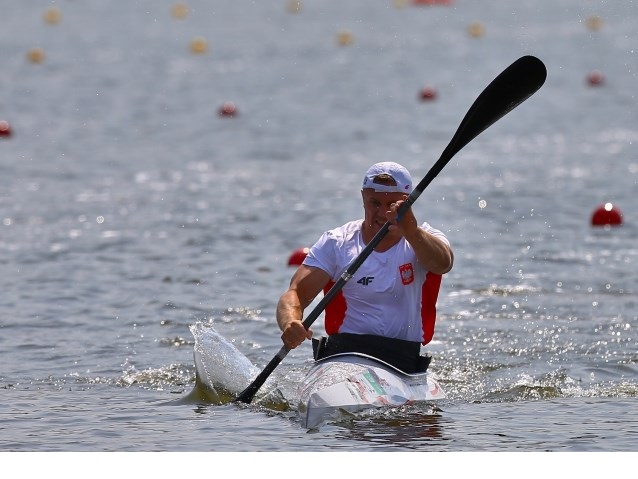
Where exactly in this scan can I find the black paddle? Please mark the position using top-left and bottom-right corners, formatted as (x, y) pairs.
(235, 55), (547, 404)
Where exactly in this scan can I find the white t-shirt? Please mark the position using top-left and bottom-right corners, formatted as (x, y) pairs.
(303, 219), (450, 342)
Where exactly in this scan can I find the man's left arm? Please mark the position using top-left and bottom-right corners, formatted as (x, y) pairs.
(389, 199), (454, 274)
(404, 227), (453, 274)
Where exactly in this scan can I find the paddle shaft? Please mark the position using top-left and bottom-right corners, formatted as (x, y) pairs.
(234, 55), (547, 404)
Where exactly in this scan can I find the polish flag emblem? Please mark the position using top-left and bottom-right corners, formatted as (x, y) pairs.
(399, 263), (414, 285)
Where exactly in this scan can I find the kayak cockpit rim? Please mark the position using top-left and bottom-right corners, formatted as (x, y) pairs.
(311, 351), (432, 378)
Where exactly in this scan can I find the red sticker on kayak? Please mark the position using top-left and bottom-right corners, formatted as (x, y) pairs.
(399, 263), (414, 285)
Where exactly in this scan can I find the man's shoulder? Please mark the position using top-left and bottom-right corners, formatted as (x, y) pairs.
(326, 219), (362, 240)
(420, 221), (450, 245)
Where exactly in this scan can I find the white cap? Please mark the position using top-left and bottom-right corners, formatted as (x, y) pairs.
(361, 162), (413, 194)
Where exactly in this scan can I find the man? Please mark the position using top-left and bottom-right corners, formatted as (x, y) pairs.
(276, 162), (453, 373)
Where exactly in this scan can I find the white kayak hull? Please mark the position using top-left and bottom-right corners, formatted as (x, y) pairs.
(297, 353), (446, 429)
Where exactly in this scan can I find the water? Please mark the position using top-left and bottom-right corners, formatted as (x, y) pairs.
(1, 0), (637, 459)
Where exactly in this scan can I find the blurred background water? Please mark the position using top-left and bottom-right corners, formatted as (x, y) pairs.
(1, 0), (637, 462)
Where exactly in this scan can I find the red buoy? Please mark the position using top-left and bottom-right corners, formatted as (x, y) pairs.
(287, 247), (309, 266)
(218, 101), (237, 117)
(587, 70), (604, 86)
(0, 120), (12, 137)
(419, 86), (438, 101)
(591, 203), (623, 227)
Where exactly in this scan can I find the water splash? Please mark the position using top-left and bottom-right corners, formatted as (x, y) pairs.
(183, 321), (288, 409)
(189, 321), (259, 402)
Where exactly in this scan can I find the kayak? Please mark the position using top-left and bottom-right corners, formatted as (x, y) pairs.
(188, 322), (446, 428)
(296, 352), (446, 429)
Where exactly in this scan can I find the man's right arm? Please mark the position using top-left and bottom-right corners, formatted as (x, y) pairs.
(277, 265), (330, 349)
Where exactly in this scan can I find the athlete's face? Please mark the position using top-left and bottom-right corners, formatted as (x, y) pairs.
(361, 188), (407, 236)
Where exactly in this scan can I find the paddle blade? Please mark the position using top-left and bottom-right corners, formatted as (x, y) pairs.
(234, 346), (289, 403)
(411, 56), (546, 198)
(441, 55), (547, 165)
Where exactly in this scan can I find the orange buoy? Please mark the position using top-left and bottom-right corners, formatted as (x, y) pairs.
(218, 101), (237, 117)
(419, 85), (438, 101)
(337, 30), (354, 46)
(585, 15), (603, 31)
(26, 47), (45, 63)
(467, 21), (485, 38)
(591, 203), (623, 227)
(171, 3), (188, 19)
(43, 6), (62, 24)
(190, 37), (208, 54)
(587, 70), (604, 86)
(287, 247), (309, 266)
(0, 120), (12, 138)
